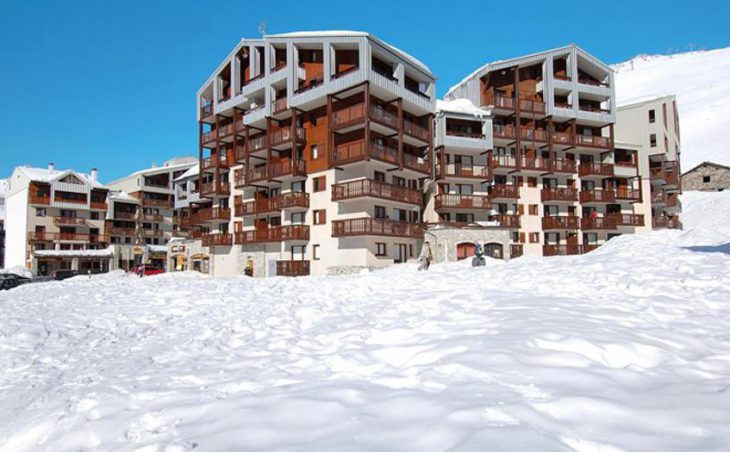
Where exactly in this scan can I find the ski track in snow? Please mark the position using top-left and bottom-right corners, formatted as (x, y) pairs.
(1, 192), (730, 451)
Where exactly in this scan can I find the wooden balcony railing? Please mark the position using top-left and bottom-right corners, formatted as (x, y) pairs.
(271, 159), (307, 178)
(489, 184), (520, 199)
(331, 218), (423, 238)
(520, 128), (548, 142)
(437, 163), (489, 179)
(578, 163), (614, 177)
(615, 188), (642, 201)
(542, 216), (580, 229)
(200, 181), (231, 196)
(519, 156), (551, 171)
(446, 130), (485, 139)
(519, 98), (546, 114)
(142, 198), (173, 208)
(202, 232), (233, 247)
(194, 207), (231, 223)
(200, 104), (214, 118)
(580, 216), (617, 230)
(276, 260), (311, 277)
(53, 216), (87, 226)
(543, 244), (587, 256)
(332, 179), (423, 206)
(550, 158), (577, 173)
(493, 214), (521, 228)
(541, 188), (578, 203)
(489, 155), (518, 170)
(575, 135), (610, 148)
(403, 118), (430, 142)
(141, 213), (164, 222)
(552, 131), (572, 145)
(653, 216), (681, 229)
(493, 124), (516, 139)
(201, 154), (231, 170)
(141, 228), (164, 237)
(270, 127), (306, 147)
(28, 232), (108, 242)
(237, 192), (310, 216)
(235, 225), (310, 244)
(29, 194), (51, 205)
(580, 189), (616, 203)
(606, 213), (645, 227)
(272, 97), (288, 113)
(107, 226), (137, 236)
(114, 211), (137, 220)
(435, 194), (491, 210)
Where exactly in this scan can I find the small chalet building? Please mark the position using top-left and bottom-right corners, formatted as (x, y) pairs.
(682, 162), (730, 192)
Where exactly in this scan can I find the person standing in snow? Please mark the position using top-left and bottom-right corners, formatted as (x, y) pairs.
(418, 241), (433, 271)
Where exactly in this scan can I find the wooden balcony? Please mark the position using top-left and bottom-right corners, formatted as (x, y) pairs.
(332, 179), (423, 206)
(550, 158), (577, 173)
(235, 225), (310, 244)
(107, 226), (136, 236)
(615, 188), (642, 202)
(200, 181), (231, 197)
(580, 216), (617, 230)
(542, 216), (580, 230)
(493, 214), (520, 228)
(403, 118), (430, 142)
(141, 198), (173, 208)
(202, 232), (233, 247)
(519, 156), (551, 172)
(606, 213), (645, 227)
(519, 128), (548, 142)
(236, 192), (310, 216)
(543, 244), (588, 256)
(332, 142), (429, 175)
(53, 216), (87, 226)
(90, 201), (108, 210)
(541, 188), (578, 203)
(489, 155), (518, 171)
(510, 244), (523, 258)
(332, 103), (397, 131)
(29, 194), (51, 205)
(578, 163), (614, 178)
(653, 216), (681, 229)
(575, 135), (610, 149)
(437, 163), (489, 179)
(270, 127), (306, 147)
(580, 189), (616, 203)
(489, 184), (519, 199)
(272, 97), (288, 113)
(200, 103), (214, 119)
(194, 207), (231, 223)
(276, 260), (311, 277)
(247, 159), (306, 183)
(435, 194), (491, 210)
(493, 124), (516, 139)
(201, 154), (231, 171)
(332, 218), (423, 239)
(650, 163), (680, 187)
(141, 213), (164, 222)
(28, 232), (108, 243)
(114, 211), (137, 220)
(141, 228), (164, 238)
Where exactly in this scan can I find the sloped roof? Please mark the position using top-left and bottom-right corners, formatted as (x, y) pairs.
(682, 161), (730, 176)
(17, 166), (105, 189)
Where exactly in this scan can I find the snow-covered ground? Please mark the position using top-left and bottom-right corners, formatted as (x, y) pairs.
(613, 47), (730, 169)
(1, 193), (730, 451)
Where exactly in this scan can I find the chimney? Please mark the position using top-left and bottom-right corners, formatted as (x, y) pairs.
(91, 168), (98, 182)
(48, 162), (55, 174)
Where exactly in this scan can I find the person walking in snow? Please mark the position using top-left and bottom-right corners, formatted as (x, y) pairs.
(418, 241), (433, 271)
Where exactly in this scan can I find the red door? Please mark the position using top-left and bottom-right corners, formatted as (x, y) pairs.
(456, 243), (476, 260)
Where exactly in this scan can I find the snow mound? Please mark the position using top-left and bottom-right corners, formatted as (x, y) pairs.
(613, 47), (730, 168)
(0, 192), (729, 451)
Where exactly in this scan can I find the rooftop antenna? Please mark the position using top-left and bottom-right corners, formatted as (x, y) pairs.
(258, 20), (267, 37)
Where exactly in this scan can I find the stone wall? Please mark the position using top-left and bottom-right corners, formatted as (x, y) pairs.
(424, 227), (512, 263)
(682, 164), (730, 191)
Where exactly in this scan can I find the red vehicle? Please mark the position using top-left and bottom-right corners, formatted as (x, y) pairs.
(132, 265), (165, 276)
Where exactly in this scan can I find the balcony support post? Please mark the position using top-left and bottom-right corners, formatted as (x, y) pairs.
(327, 94), (334, 168)
(397, 97), (403, 170)
(364, 82), (371, 162)
(244, 125), (251, 187)
(428, 113), (434, 178)
(513, 66), (521, 164)
(266, 117), (273, 181)
(291, 107), (298, 161)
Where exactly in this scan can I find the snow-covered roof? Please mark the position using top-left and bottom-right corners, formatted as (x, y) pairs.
(107, 158), (197, 184)
(147, 245), (168, 253)
(617, 93), (674, 109)
(108, 190), (139, 204)
(174, 164), (199, 182)
(33, 248), (114, 258)
(436, 99), (491, 118)
(17, 166), (105, 189)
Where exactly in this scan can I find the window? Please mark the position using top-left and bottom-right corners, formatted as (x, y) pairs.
(313, 176), (326, 192)
(291, 212), (305, 224)
(527, 177), (537, 188)
(90, 212), (99, 220)
(291, 181), (305, 193)
(650, 134), (657, 147)
(648, 109), (655, 123)
(311, 145), (320, 160)
(312, 244), (320, 260)
(529, 204), (538, 215)
(703, 176), (711, 183)
(291, 245), (305, 260)
(374, 171), (386, 182)
(455, 213), (474, 223)
(529, 232), (540, 243)
(313, 209), (326, 225)
(36, 208), (47, 217)
(375, 242), (386, 256)
(374, 205), (386, 219)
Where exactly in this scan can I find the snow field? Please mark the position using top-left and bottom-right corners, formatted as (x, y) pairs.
(0, 192), (730, 451)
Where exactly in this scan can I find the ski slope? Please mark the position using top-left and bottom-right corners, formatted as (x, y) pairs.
(613, 47), (730, 170)
(1, 192), (730, 451)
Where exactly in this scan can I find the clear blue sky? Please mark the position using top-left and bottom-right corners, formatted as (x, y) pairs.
(0, 0), (727, 182)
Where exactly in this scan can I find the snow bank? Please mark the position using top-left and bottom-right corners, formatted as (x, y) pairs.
(1, 193), (729, 451)
(613, 47), (730, 168)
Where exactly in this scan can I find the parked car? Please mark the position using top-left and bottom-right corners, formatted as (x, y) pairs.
(132, 265), (165, 276)
(0, 274), (32, 291)
(50, 269), (78, 281)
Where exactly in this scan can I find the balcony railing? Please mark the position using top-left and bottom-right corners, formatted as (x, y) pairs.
(270, 127), (306, 147)
(200, 181), (231, 196)
(201, 154), (231, 170)
(141, 228), (164, 237)
(543, 244), (588, 256)
(141, 213), (164, 222)
(276, 260), (311, 277)
(519, 98), (546, 114)
(550, 158), (577, 173)
(606, 213), (645, 227)
(653, 216), (681, 229)
(615, 188), (642, 202)
(541, 188), (578, 203)
(272, 97), (288, 113)
(236, 192), (310, 216)
(489, 155), (518, 170)
(578, 76), (609, 87)
(194, 207), (231, 223)
(542, 216), (580, 229)
(142, 198), (173, 208)
(28, 232), (108, 242)
(202, 232), (233, 247)
(581, 216), (617, 230)
(332, 179), (423, 206)
(445, 129), (485, 139)
(107, 226), (136, 236)
(580, 189), (616, 203)
(437, 163), (488, 179)
(114, 211), (137, 220)
(332, 218), (423, 238)
(53, 216), (87, 226)
(493, 124), (516, 139)
(575, 134), (610, 148)
(200, 104), (213, 118)
(579, 163), (614, 178)
(492, 214), (520, 228)
(435, 194), (491, 210)
(489, 184), (519, 199)
(235, 225), (310, 244)
(403, 118), (430, 142)
(519, 156), (551, 171)
(29, 194), (51, 205)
